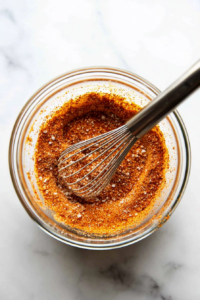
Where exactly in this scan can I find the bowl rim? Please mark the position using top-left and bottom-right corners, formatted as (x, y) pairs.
(8, 66), (191, 250)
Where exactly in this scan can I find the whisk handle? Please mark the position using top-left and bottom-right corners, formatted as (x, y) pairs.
(126, 60), (200, 138)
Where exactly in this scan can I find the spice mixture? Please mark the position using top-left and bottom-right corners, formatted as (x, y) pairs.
(35, 91), (168, 236)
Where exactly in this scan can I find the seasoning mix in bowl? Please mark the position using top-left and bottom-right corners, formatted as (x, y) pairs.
(9, 68), (190, 249)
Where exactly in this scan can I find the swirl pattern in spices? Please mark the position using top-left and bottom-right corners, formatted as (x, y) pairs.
(35, 92), (168, 235)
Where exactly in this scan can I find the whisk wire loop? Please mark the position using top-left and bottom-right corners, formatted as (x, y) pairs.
(58, 125), (137, 198)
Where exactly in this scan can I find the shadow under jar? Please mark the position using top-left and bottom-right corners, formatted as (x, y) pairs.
(9, 67), (191, 250)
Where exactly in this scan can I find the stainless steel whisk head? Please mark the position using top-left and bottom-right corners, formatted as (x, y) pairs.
(58, 60), (200, 198)
(58, 125), (137, 198)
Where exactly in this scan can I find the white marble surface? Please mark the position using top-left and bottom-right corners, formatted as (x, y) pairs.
(1, 0), (200, 299)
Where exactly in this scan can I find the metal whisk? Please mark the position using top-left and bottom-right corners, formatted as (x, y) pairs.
(58, 60), (200, 198)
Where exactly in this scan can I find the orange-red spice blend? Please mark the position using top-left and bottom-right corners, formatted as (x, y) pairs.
(34, 92), (168, 236)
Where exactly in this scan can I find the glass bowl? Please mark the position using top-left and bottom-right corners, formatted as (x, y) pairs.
(9, 67), (191, 250)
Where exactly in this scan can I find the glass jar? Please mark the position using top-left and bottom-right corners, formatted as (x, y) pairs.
(9, 67), (191, 250)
